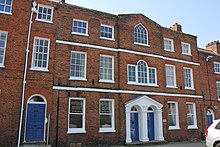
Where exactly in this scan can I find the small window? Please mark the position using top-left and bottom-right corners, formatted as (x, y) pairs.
(166, 65), (177, 88)
(164, 38), (174, 52)
(31, 37), (50, 71)
(72, 19), (88, 36)
(36, 4), (53, 23)
(68, 98), (86, 133)
(184, 67), (194, 90)
(99, 55), (114, 83)
(134, 23), (149, 46)
(216, 82), (220, 101)
(168, 102), (180, 130)
(48, 0), (62, 2)
(99, 99), (115, 132)
(128, 65), (136, 82)
(214, 62), (220, 74)
(0, 0), (13, 14)
(70, 51), (87, 81)
(182, 42), (191, 55)
(100, 25), (114, 40)
(149, 67), (157, 84)
(186, 103), (197, 129)
(0, 31), (8, 67)
(216, 122), (220, 130)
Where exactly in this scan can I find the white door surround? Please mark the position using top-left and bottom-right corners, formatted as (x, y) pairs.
(125, 95), (164, 143)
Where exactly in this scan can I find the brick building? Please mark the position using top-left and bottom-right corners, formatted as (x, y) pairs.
(0, 0), (219, 147)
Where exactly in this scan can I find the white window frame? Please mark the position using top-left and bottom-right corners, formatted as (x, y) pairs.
(165, 64), (177, 88)
(30, 37), (50, 72)
(69, 51), (87, 81)
(0, 0), (13, 15)
(181, 42), (191, 56)
(36, 4), (54, 23)
(99, 99), (115, 133)
(68, 97), (86, 134)
(184, 67), (194, 90)
(214, 62), (220, 74)
(0, 31), (8, 68)
(134, 23), (149, 47)
(164, 38), (174, 52)
(168, 102), (180, 130)
(99, 55), (115, 83)
(48, 0), (62, 3)
(72, 19), (89, 36)
(186, 102), (198, 129)
(100, 24), (115, 41)
(148, 67), (157, 86)
(216, 81), (220, 101)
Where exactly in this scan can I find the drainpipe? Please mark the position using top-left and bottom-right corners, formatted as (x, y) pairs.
(17, 2), (38, 147)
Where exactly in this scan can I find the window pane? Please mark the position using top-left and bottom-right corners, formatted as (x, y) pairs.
(73, 20), (87, 34)
(138, 61), (148, 83)
(69, 114), (82, 128)
(134, 24), (148, 45)
(100, 115), (112, 128)
(70, 52), (86, 78)
(37, 6), (53, 22)
(70, 99), (83, 113)
(100, 56), (113, 81)
(128, 65), (136, 82)
(149, 68), (156, 84)
(100, 25), (113, 39)
(100, 101), (112, 113)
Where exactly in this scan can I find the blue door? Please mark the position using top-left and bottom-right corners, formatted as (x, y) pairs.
(130, 113), (139, 141)
(25, 103), (45, 142)
(207, 114), (213, 127)
(147, 112), (155, 140)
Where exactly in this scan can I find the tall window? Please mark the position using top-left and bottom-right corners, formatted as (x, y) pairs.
(0, 0), (12, 14)
(184, 67), (194, 89)
(100, 55), (114, 83)
(0, 31), (8, 67)
(164, 38), (174, 52)
(168, 102), (180, 130)
(70, 51), (87, 80)
(217, 82), (220, 100)
(182, 42), (191, 55)
(36, 4), (53, 23)
(99, 99), (115, 132)
(166, 65), (177, 88)
(68, 98), (86, 133)
(72, 19), (88, 36)
(134, 23), (148, 46)
(186, 103), (197, 129)
(214, 62), (220, 74)
(31, 37), (50, 71)
(100, 25), (114, 40)
(127, 60), (157, 86)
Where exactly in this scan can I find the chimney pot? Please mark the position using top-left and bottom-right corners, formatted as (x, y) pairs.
(170, 23), (182, 32)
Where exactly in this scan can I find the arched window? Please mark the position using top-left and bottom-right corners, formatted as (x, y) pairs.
(137, 61), (148, 83)
(134, 23), (148, 45)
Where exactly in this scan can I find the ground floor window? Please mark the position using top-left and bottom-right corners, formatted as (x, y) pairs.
(68, 98), (86, 133)
(168, 102), (180, 130)
(186, 102), (197, 129)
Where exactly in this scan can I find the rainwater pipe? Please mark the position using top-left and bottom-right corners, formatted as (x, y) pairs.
(17, 2), (38, 147)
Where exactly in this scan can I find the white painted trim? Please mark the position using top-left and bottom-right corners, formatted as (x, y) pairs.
(36, 4), (54, 23)
(214, 62), (220, 74)
(56, 40), (200, 66)
(0, 31), (8, 67)
(183, 67), (194, 90)
(52, 86), (203, 98)
(165, 64), (177, 87)
(168, 101), (180, 130)
(186, 102), (198, 129)
(72, 19), (89, 36)
(100, 24), (115, 40)
(134, 23), (149, 46)
(0, 0), (13, 15)
(164, 38), (174, 52)
(100, 54), (114, 82)
(181, 42), (192, 56)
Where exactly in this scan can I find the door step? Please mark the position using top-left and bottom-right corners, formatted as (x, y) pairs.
(126, 140), (167, 146)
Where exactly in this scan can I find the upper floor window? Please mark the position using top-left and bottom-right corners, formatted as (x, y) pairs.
(0, 0), (12, 15)
(134, 23), (149, 46)
(127, 60), (157, 86)
(182, 42), (191, 55)
(99, 55), (114, 83)
(165, 64), (177, 88)
(99, 99), (115, 132)
(36, 4), (53, 23)
(48, 0), (62, 2)
(184, 67), (194, 90)
(68, 98), (86, 134)
(100, 24), (114, 40)
(0, 31), (8, 67)
(70, 51), (87, 81)
(186, 102), (198, 129)
(214, 62), (220, 74)
(31, 37), (50, 71)
(168, 102), (180, 130)
(164, 38), (174, 52)
(72, 19), (88, 36)
(216, 82), (220, 101)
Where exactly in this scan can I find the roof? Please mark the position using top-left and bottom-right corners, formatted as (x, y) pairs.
(198, 48), (220, 56)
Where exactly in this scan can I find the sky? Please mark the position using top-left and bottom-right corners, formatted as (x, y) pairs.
(65, 0), (219, 48)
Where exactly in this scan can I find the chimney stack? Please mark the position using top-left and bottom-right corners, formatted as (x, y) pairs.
(170, 23), (182, 32)
(206, 40), (220, 54)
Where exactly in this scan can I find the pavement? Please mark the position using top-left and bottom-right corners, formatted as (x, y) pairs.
(110, 141), (206, 147)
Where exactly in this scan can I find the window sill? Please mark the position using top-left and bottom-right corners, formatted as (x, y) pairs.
(100, 37), (115, 41)
(134, 42), (150, 47)
(166, 86), (178, 89)
(168, 127), (180, 130)
(99, 79), (115, 83)
(187, 126), (198, 130)
(164, 49), (175, 52)
(30, 67), (49, 72)
(69, 77), (87, 81)
(182, 53), (192, 56)
(127, 82), (158, 87)
(0, 11), (12, 15)
(71, 32), (89, 37)
(184, 87), (195, 90)
(36, 19), (53, 24)
(67, 130), (87, 134)
(214, 72), (220, 75)
(99, 129), (116, 133)
(0, 65), (5, 68)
